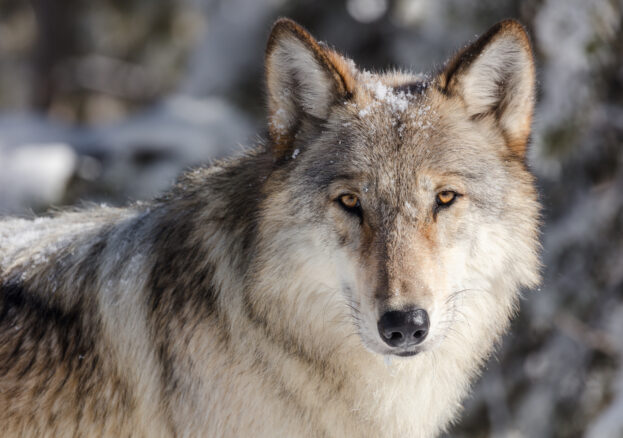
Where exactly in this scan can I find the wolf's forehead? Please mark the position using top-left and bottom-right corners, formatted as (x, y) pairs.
(331, 73), (482, 192)
(356, 69), (429, 92)
(368, 157), (433, 197)
(350, 76), (439, 145)
(353, 131), (488, 199)
(348, 79), (443, 167)
(352, 73), (431, 116)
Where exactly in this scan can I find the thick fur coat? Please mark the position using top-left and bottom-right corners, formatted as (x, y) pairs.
(0, 19), (540, 437)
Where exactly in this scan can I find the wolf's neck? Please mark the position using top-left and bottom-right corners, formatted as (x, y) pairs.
(232, 257), (516, 436)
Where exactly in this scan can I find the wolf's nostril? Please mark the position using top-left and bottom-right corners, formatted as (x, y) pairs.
(414, 330), (425, 339)
(390, 332), (403, 341)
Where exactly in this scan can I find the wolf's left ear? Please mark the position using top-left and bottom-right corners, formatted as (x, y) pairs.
(265, 18), (356, 158)
(438, 20), (535, 157)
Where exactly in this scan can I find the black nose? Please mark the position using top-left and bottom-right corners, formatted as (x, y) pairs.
(377, 308), (429, 348)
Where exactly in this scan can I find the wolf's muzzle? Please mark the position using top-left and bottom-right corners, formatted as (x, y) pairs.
(377, 308), (429, 349)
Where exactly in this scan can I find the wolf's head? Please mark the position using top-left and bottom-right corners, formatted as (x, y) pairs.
(256, 19), (540, 358)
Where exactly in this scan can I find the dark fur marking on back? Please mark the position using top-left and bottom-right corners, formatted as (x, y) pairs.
(147, 209), (222, 435)
(145, 150), (273, 433)
(0, 282), (86, 378)
(0, 231), (136, 430)
(212, 150), (270, 258)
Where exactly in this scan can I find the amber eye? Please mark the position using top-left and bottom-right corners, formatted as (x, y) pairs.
(339, 194), (360, 209)
(337, 193), (363, 222)
(436, 191), (457, 206)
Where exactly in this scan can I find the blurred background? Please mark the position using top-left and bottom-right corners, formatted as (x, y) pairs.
(0, 0), (622, 436)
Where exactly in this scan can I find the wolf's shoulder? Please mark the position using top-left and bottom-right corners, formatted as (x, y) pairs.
(0, 206), (136, 273)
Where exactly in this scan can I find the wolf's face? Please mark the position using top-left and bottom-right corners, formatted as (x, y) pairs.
(263, 20), (540, 357)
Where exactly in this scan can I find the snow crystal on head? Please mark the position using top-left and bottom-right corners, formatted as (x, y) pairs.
(358, 106), (373, 118)
(270, 108), (289, 135)
(368, 81), (409, 113)
(357, 71), (413, 116)
(351, 71), (438, 139)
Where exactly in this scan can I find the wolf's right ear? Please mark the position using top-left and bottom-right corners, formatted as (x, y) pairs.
(437, 20), (536, 158)
(265, 18), (355, 159)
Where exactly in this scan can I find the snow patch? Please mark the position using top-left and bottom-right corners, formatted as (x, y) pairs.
(359, 74), (412, 116)
(270, 108), (289, 135)
(0, 143), (77, 213)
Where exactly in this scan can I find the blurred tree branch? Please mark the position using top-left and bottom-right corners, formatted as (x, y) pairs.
(30, 0), (82, 110)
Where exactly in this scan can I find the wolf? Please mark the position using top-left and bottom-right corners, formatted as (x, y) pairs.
(0, 18), (540, 437)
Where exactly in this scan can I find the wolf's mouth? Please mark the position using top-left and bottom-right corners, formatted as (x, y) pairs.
(395, 350), (420, 357)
